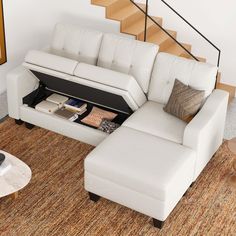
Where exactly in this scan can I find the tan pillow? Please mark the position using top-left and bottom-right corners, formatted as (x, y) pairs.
(163, 79), (205, 122)
(81, 107), (117, 128)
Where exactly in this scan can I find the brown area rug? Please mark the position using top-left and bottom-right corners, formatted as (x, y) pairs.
(0, 118), (235, 236)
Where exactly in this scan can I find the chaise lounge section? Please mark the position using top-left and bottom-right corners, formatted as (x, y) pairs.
(84, 52), (228, 228)
(85, 126), (196, 228)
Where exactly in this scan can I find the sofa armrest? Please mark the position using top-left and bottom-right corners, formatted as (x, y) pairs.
(7, 66), (39, 119)
(183, 89), (229, 180)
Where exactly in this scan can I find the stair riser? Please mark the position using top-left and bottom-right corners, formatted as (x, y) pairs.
(146, 20), (163, 37)
(159, 34), (177, 51)
(91, 0), (101, 6)
(106, 0), (130, 18)
(217, 72), (221, 83)
(121, 11), (144, 31)
(180, 48), (193, 58)
(184, 55), (207, 62)
(137, 24), (162, 41)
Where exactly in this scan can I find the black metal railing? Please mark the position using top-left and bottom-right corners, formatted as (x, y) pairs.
(130, 0), (221, 68)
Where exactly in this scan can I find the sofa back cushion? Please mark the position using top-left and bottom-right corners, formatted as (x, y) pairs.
(148, 52), (218, 104)
(24, 50), (78, 75)
(97, 33), (159, 93)
(50, 23), (103, 65)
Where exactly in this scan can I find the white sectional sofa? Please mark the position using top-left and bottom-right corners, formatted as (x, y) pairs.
(7, 23), (229, 229)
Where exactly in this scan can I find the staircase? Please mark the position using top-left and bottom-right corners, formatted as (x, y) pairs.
(91, 0), (235, 102)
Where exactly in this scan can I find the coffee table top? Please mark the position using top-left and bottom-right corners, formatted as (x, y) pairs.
(0, 151), (32, 198)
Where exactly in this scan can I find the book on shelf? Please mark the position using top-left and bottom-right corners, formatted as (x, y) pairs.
(70, 108), (87, 116)
(64, 98), (87, 113)
(35, 100), (59, 114)
(54, 107), (79, 122)
(46, 93), (69, 107)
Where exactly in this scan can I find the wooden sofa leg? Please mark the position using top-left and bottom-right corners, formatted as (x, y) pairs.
(89, 192), (100, 202)
(153, 218), (164, 229)
(15, 119), (24, 125)
(25, 122), (35, 130)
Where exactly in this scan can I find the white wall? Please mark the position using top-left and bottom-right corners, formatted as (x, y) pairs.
(136, 0), (236, 86)
(0, 0), (122, 94)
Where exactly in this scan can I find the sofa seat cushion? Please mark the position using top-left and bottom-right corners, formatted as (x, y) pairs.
(148, 52), (218, 104)
(97, 33), (159, 93)
(24, 50), (78, 75)
(85, 126), (196, 201)
(123, 101), (187, 144)
(74, 63), (147, 108)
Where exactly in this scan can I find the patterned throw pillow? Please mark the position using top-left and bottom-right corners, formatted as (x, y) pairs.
(163, 79), (205, 122)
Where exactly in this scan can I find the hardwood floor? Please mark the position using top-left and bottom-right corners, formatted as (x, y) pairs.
(0, 118), (235, 236)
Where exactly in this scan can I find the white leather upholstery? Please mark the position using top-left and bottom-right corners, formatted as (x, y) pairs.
(148, 52), (218, 104)
(85, 172), (171, 221)
(183, 89), (229, 180)
(23, 63), (76, 83)
(98, 33), (159, 93)
(51, 23), (103, 65)
(123, 101), (187, 144)
(23, 63), (144, 112)
(85, 126), (196, 220)
(74, 63), (147, 108)
(7, 66), (39, 119)
(25, 50), (78, 75)
(20, 106), (107, 146)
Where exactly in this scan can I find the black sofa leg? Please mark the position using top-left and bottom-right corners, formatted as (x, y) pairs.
(89, 192), (100, 202)
(183, 189), (188, 197)
(25, 122), (35, 130)
(184, 181), (196, 197)
(15, 119), (24, 125)
(153, 218), (164, 229)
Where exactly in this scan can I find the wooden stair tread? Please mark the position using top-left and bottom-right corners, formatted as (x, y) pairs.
(147, 29), (177, 46)
(164, 43), (192, 57)
(217, 72), (221, 83)
(217, 82), (236, 102)
(215, 74), (232, 101)
(196, 57), (207, 62)
(109, 3), (145, 21)
(217, 82), (236, 94)
(183, 55), (207, 63)
(123, 17), (162, 36)
(91, 0), (118, 7)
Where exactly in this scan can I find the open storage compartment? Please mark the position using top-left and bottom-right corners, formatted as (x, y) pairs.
(21, 70), (134, 145)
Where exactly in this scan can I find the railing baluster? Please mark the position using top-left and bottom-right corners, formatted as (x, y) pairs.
(144, 0), (148, 42)
(129, 0), (221, 68)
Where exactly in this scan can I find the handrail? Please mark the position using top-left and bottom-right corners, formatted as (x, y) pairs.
(160, 0), (221, 67)
(130, 0), (221, 68)
(130, 0), (199, 62)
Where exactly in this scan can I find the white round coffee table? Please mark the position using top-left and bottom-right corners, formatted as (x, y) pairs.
(0, 151), (32, 199)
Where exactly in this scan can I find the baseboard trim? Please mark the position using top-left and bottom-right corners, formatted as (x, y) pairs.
(0, 115), (8, 123)
(0, 91), (8, 120)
